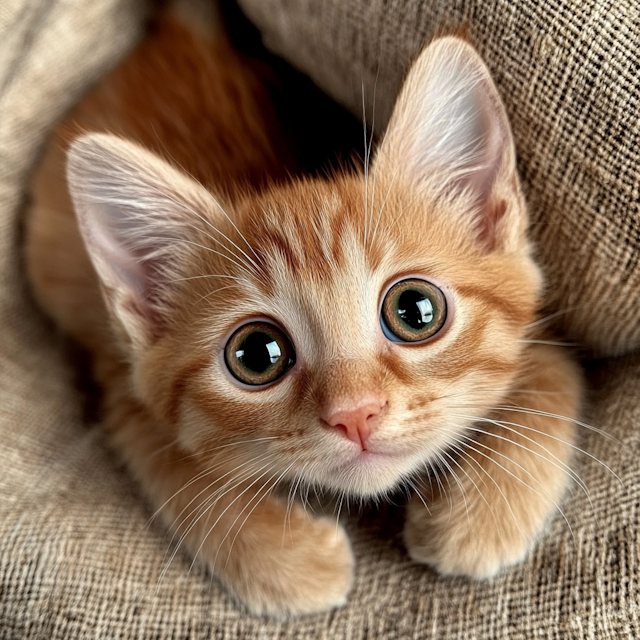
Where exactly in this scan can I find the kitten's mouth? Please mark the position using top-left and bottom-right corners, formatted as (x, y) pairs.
(323, 447), (415, 496)
(341, 446), (406, 472)
(354, 447), (393, 459)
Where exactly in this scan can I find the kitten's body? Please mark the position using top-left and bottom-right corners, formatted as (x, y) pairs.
(26, 1), (582, 617)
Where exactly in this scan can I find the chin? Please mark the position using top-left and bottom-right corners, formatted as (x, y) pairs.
(319, 450), (422, 498)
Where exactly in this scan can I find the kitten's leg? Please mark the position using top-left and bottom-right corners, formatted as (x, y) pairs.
(404, 344), (582, 578)
(101, 368), (353, 617)
(165, 465), (355, 617)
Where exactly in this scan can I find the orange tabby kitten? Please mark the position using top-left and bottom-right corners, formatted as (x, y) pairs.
(25, 0), (582, 617)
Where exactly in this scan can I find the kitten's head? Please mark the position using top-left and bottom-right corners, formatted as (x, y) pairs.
(68, 38), (541, 497)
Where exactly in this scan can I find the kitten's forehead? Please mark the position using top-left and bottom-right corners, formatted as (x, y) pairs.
(245, 182), (385, 354)
(244, 176), (434, 283)
(251, 181), (373, 281)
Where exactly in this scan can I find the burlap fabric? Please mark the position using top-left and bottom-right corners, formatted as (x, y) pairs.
(238, 0), (640, 358)
(1, 0), (639, 638)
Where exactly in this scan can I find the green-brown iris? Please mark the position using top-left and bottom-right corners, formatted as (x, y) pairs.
(225, 322), (295, 386)
(381, 279), (447, 342)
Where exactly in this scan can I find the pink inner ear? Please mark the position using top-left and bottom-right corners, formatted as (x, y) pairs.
(84, 201), (156, 298)
(86, 210), (170, 337)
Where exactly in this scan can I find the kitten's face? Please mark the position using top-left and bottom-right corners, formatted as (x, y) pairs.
(137, 175), (540, 497)
(68, 37), (542, 498)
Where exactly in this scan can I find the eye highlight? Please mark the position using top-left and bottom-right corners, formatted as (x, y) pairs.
(381, 278), (447, 343)
(224, 322), (295, 387)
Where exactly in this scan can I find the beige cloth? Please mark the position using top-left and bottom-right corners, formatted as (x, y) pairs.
(1, 0), (639, 638)
(238, 0), (640, 358)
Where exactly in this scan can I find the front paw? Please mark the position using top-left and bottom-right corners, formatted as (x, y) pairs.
(403, 490), (542, 579)
(221, 509), (354, 617)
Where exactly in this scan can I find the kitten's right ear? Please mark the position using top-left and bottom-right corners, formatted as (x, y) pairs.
(67, 133), (218, 350)
(374, 37), (525, 252)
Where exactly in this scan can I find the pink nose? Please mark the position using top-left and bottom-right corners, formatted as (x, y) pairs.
(323, 398), (385, 450)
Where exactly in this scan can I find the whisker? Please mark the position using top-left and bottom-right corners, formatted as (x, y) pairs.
(150, 450), (254, 528)
(457, 410), (623, 490)
(444, 442), (508, 539)
(434, 450), (472, 526)
(184, 223), (262, 279)
(434, 422), (531, 535)
(440, 446), (492, 514)
(220, 474), (280, 569)
(461, 428), (597, 527)
(180, 467), (274, 577)
(302, 480), (313, 515)
(519, 339), (579, 347)
(427, 458), (454, 519)
(148, 437), (181, 458)
(176, 436), (279, 462)
(139, 132), (257, 271)
(334, 490), (346, 535)
(453, 434), (574, 540)
(159, 455), (277, 581)
(490, 405), (618, 443)
(194, 283), (237, 305)
(146, 236), (255, 280)
(155, 459), (267, 591)
(284, 464), (307, 544)
(449, 413), (594, 499)
(168, 274), (245, 284)
(206, 193), (264, 265)
(362, 78), (370, 245)
(524, 308), (578, 330)
(186, 459), (280, 574)
(368, 161), (400, 249)
(222, 458), (302, 569)
(406, 478), (432, 515)
(425, 458), (446, 505)
(152, 450), (275, 530)
(165, 193), (263, 276)
(366, 65), (380, 249)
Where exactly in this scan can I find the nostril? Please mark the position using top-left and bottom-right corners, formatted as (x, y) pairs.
(333, 423), (351, 440)
(366, 405), (383, 421)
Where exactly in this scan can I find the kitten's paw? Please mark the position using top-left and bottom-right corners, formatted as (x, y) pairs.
(403, 493), (541, 579)
(404, 348), (580, 580)
(223, 513), (354, 617)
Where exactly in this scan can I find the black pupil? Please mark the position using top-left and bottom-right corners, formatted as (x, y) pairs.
(236, 331), (282, 373)
(397, 289), (434, 330)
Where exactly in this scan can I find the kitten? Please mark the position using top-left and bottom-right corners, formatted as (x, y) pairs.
(25, 0), (582, 618)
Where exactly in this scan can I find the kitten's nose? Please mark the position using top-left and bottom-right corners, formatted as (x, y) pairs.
(323, 398), (386, 450)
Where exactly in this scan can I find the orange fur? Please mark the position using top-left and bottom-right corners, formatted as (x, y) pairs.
(25, 1), (583, 618)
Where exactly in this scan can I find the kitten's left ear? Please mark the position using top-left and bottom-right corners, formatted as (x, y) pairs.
(374, 37), (525, 252)
(67, 133), (220, 350)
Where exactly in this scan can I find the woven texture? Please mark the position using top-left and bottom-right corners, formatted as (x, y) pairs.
(238, 0), (640, 358)
(1, 0), (640, 638)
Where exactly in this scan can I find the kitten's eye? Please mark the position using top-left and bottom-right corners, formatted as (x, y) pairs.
(224, 322), (295, 386)
(381, 279), (447, 343)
